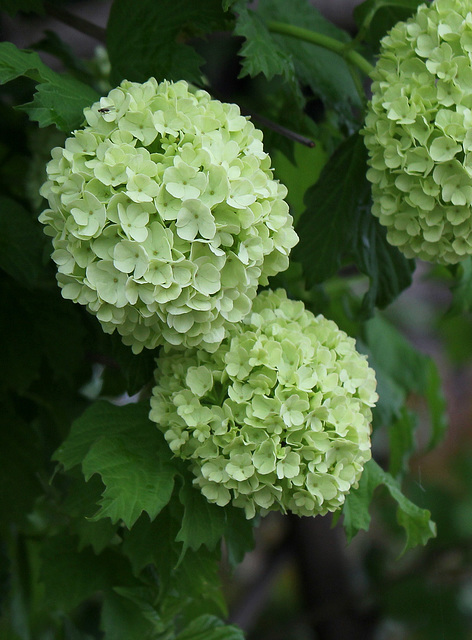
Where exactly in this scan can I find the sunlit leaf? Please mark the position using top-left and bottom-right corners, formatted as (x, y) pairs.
(55, 402), (178, 528)
(0, 42), (99, 131)
(341, 460), (436, 553)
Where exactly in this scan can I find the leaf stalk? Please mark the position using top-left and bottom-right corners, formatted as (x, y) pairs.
(267, 20), (375, 77)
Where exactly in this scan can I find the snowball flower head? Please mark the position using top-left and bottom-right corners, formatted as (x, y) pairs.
(363, 0), (472, 263)
(150, 289), (377, 518)
(39, 78), (298, 352)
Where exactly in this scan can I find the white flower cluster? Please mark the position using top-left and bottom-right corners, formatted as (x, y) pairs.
(364, 0), (472, 263)
(150, 289), (377, 518)
(39, 78), (298, 352)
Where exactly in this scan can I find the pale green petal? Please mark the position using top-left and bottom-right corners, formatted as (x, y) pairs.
(150, 288), (376, 518)
(39, 78), (297, 352)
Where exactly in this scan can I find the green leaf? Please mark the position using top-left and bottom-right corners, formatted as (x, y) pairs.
(0, 0), (44, 15)
(388, 408), (417, 478)
(40, 533), (128, 612)
(107, 0), (228, 85)
(222, 507), (255, 567)
(272, 142), (328, 225)
(294, 132), (414, 312)
(121, 512), (176, 576)
(364, 314), (448, 445)
(232, 0), (361, 121)
(101, 589), (163, 640)
(364, 314), (429, 395)
(294, 134), (370, 284)
(232, 1), (296, 83)
(0, 197), (46, 288)
(122, 510), (225, 611)
(354, 0), (423, 48)
(258, 0), (361, 121)
(54, 401), (178, 528)
(54, 401), (143, 470)
(61, 473), (119, 554)
(83, 435), (175, 528)
(369, 355), (405, 429)
(0, 284), (41, 392)
(174, 615), (245, 640)
(424, 358), (448, 450)
(176, 549), (226, 612)
(0, 410), (43, 529)
(449, 257), (472, 314)
(0, 42), (99, 131)
(353, 207), (415, 316)
(177, 483), (227, 552)
(341, 460), (436, 553)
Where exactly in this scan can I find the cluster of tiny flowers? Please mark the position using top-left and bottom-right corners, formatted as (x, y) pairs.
(363, 0), (472, 263)
(39, 78), (298, 352)
(149, 289), (377, 518)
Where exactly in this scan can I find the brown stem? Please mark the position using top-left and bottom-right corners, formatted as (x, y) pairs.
(289, 514), (378, 639)
(243, 108), (316, 148)
(228, 530), (293, 632)
(43, 2), (106, 42)
(206, 85), (316, 148)
(41, 7), (314, 148)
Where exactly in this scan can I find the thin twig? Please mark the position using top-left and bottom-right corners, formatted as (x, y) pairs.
(41, 7), (314, 148)
(206, 85), (316, 148)
(228, 535), (293, 631)
(242, 107), (316, 148)
(43, 2), (107, 43)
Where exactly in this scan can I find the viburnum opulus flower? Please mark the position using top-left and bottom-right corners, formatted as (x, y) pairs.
(39, 78), (298, 353)
(149, 289), (377, 518)
(363, 0), (472, 264)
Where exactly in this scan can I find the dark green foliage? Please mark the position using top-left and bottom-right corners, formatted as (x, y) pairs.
(107, 0), (229, 85)
(0, 197), (45, 287)
(0, 410), (44, 530)
(0, 0), (44, 15)
(55, 402), (178, 527)
(340, 460), (436, 552)
(232, 0), (361, 123)
(364, 314), (448, 448)
(387, 408), (417, 478)
(173, 616), (245, 640)
(0, 42), (99, 131)
(449, 257), (472, 314)
(0, 0), (461, 637)
(294, 133), (414, 315)
(354, 0), (425, 47)
(232, 1), (295, 83)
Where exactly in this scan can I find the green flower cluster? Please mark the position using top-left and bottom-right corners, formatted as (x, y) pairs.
(364, 0), (472, 263)
(150, 289), (377, 518)
(39, 78), (297, 352)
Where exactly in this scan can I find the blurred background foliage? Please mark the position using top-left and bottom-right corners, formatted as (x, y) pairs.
(2, 0), (472, 639)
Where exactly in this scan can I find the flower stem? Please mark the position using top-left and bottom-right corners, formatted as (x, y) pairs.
(267, 21), (375, 77)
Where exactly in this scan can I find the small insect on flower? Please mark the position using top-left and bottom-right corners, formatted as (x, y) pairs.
(38, 78), (298, 354)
